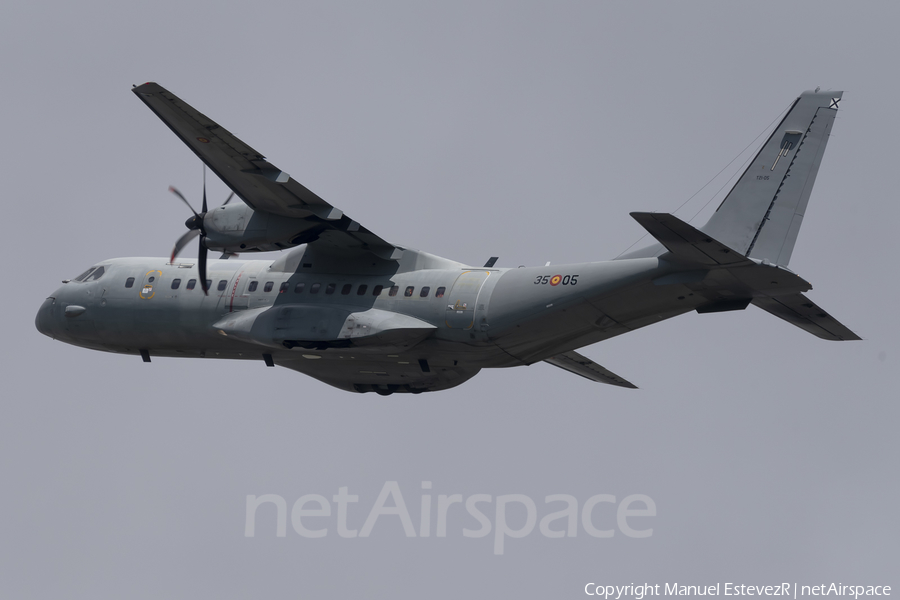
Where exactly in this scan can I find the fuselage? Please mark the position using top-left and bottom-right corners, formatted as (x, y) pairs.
(36, 246), (691, 393)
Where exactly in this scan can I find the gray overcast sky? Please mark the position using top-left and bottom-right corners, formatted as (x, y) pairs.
(2, 1), (898, 598)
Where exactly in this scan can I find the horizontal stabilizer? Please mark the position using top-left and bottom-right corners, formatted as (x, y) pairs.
(630, 212), (754, 267)
(752, 293), (860, 341)
(544, 351), (637, 389)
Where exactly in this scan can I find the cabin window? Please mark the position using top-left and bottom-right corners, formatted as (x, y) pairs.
(310, 283), (321, 294)
(373, 285), (383, 296)
(205, 280), (212, 290)
(264, 281), (274, 292)
(341, 284), (352, 295)
(171, 279), (181, 290)
(325, 283), (336, 294)
(125, 277), (135, 288)
(187, 279), (196, 290)
(404, 286), (414, 297)
(248, 281), (258, 292)
(279, 282), (289, 294)
(435, 286), (446, 298)
(217, 280), (227, 291)
(388, 285), (399, 297)
(419, 286), (430, 298)
(357, 284), (368, 296)
(294, 282), (305, 293)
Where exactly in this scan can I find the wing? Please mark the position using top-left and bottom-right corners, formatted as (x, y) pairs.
(544, 351), (638, 389)
(132, 82), (401, 259)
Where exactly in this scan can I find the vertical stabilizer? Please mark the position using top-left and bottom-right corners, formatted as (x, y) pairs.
(701, 90), (841, 266)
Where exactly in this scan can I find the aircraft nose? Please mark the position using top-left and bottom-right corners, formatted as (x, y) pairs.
(35, 297), (59, 338)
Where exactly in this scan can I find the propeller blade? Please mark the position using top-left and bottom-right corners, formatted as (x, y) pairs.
(198, 236), (209, 296)
(201, 165), (208, 214)
(221, 191), (235, 206)
(171, 229), (200, 263)
(169, 186), (200, 217)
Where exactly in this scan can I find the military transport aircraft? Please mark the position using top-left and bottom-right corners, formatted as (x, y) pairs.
(35, 84), (859, 394)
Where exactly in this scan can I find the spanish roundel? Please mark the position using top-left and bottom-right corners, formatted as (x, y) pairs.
(550, 275), (562, 286)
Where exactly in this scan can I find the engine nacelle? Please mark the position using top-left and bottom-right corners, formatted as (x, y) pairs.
(202, 200), (340, 253)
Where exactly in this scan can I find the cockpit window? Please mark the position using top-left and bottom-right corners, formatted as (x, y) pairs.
(72, 268), (94, 282)
(72, 266), (106, 282)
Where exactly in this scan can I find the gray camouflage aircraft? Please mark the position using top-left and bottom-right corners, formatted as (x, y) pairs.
(35, 84), (859, 394)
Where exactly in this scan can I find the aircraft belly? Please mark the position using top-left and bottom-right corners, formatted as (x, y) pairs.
(275, 354), (480, 394)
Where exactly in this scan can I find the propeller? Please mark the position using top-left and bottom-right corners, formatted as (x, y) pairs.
(169, 166), (234, 295)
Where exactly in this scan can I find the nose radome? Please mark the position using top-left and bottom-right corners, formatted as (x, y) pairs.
(35, 297), (57, 338)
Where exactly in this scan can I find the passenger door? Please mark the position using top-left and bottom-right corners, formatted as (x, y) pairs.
(444, 271), (491, 329)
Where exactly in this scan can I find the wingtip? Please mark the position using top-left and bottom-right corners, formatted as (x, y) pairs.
(629, 211), (663, 222)
(131, 82), (159, 94)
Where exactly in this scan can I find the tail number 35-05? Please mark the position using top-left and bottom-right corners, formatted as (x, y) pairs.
(534, 274), (579, 286)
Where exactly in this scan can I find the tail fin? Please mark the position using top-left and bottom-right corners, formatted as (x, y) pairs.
(701, 89), (842, 266)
